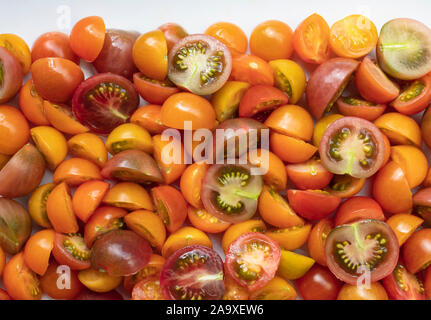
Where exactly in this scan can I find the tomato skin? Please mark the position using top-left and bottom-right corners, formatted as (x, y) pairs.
(402, 229), (431, 274)
(355, 56), (400, 104)
(0, 46), (23, 104)
(0, 34), (31, 75)
(72, 180), (110, 223)
(382, 262), (426, 300)
(158, 23), (188, 51)
(31, 57), (84, 103)
(180, 162), (208, 209)
(293, 14), (331, 64)
(0, 105), (30, 155)
(31, 31), (79, 64)
(287, 190), (341, 221)
(152, 134), (186, 184)
(337, 282), (388, 300)
(123, 254), (166, 293)
(223, 274), (249, 300)
(286, 160), (333, 191)
(296, 265), (343, 300)
(40, 262), (83, 299)
(70, 16), (105, 62)
(205, 22), (248, 55)
(387, 214), (423, 246)
(425, 266), (431, 299)
(334, 196), (385, 226)
(23, 229), (55, 276)
(222, 220), (267, 253)
(391, 145), (428, 189)
(0, 289), (11, 300)
(187, 206), (231, 234)
(53, 158), (102, 187)
(306, 58), (359, 119)
(391, 75), (431, 115)
(307, 218), (333, 266)
(225, 232), (281, 292)
(270, 132), (318, 164)
(131, 276), (163, 300)
(162, 226), (212, 258)
(239, 85), (288, 118)
(133, 73), (180, 105)
(266, 224), (312, 251)
(248, 149), (287, 191)
(375, 112), (422, 148)
(18, 79), (50, 125)
(336, 97), (386, 121)
(230, 54), (274, 86)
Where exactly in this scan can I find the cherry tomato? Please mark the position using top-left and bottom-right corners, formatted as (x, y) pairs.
(287, 190), (341, 221)
(268, 59), (306, 104)
(307, 218), (333, 266)
(18, 79), (50, 125)
(133, 73), (180, 106)
(0, 105), (30, 155)
(123, 254), (166, 293)
(336, 97), (386, 121)
(391, 75), (431, 115)
(158, 23), (188, 51)
(78, 268), (122, 293)
(131, 104), (168, 135)
(223, 274), (249, 300)
(75, 289), (123, 300)
(391, 145), (428, 189)
(161, 226), (212, 258)
(70, 16), (105, 62)
(205, 22), (248, 55)
(355, 56), (400, 104)
(46, 182), (78, 234)
(337, 282), (388, 300)
(67, 133), (108, 167)
(373, 161), (413, 215)
(160, 245), (224, 300)
(374, 112), (422, 147)
(312, 113), (344, 147)
(180, 162), (208, 208)
(249, 276), (297, 300)
(105, 123), (153, 155)
(133, 30), (168, 81)
(330, 15), (378, 59)
(23, 229), (55, 276)
(387, 213), (424, 246)
(52, 232), (91, 270)
(286, 159), (333, 190)
(0, 246), (4, 277)
(0, 33), (31, 74)
(211, 80), (250, 122)
(296, 265), (342, 300)
(414, 188), (431, 225)
(306, 58), (359, 119)
(230, 54), (274, 86)
(270, 132), (318, 163)
(30, 125), (68, 170)
(265, 224), (312, 251)
(239, 85), (288, 118)
(152, 185), (188, 233)
(422, 106), (431, 149)
(334, 196), (385, 226)
(402, 229), (431, 274)
(382, 261), (426, 300)
(27, 183), (54, 229)
(221, 220), (267, 253)
(31, 57), (84, 103)
(31, 31), (79, 64)
(277, 249), (315, 280)
(40, 262), (83, 300)
(132, 276), (163, 300)
(248, 149), (287, 191)
(0, 289), (11, 301)
(325, 220), (399, 285)
(43, 101), (89, 135)
(293, 13), (331, 64)
(72, 180), (110, 223)
(325, 175), (366, 198)
(152, 134), (186, 184)
(250, 20), (293, 61)
(0, 46), (22, 104)
(53, 158), (102, 187)
(425, 266), (431, 299)
(187, 206), (231, 234)
(225, 232), (281, 292)
(103, 182), (154, 211)
(3, 252), (42, 300)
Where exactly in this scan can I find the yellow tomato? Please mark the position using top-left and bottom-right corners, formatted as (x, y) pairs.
(211, 81), (251, 122)
(28, 183), (55, 228)
(30, 126), (67, 170)
(277, 249), (315, 280)
(391, 145), (428, 188)
(0, 33), (31, 74)
(78, 268), (122, 293)
(269, 59), (306, 104)
(312, 114), (344, 147)
(103, 182), (154, 211)
(67, 133), (108, 167)
(106, 123), (153, 155)
(249, 276), (297, 300)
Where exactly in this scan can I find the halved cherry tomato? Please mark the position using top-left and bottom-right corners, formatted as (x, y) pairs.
(103, 182), (154, 211)
(223, 274), (249, 300)
(391, 75), (431, 115)
(270, 132), (318, 163)
(0, 33), (31, 74)
(52, 232), (91, 270)
(425, 266), (431, 299)
(334, 196), (385, 226)
(293, 13), (331, 64)
(329, 15), (378, 59)
(248, 149), (287, 191)
(374, 112), (422, 147)
(268, 59), (306, 104)
(222, 220), (267, 253)
(31, 31), (79, 64)
(43, 101), (89, 135)
(336, 97), (386, 121)
(152, 134), (186, 184)
(0, 105), (30, 155)
(265, 224), (312, 251)
(46, 182), (79, 234)
(84, 206), (127, 248)
(297, 265), (342, 300)
(258, 186), (304, 228)
(158, 22), (188, 51)
(249, 276), (297, 300)
(133, 30), (167, 81)
(152, 185), (187, 233)
(70, 16), (105, 62)
(180, 162), (208, 208)
(72, 180), (110, 222)
(133, 73), (179, 105)
(337, 282), (388, 300)
(264, 104), (313, 141)
(67, 133), (108, 167)
(161, 226), (212, 258)
(18, 79), (50, 125)
(277, 249), (315, 280)
(211, 81), (250, 122)
(132, 277), (163, 300)
(124, 209), (166, 252)
(391, 145), (428, 188)
(205, 22), (248, 55)
(78, 268), (122, 293)
(355, 56), (400, 104)
(0, 46), (22, 104)
(53, 158), (102, 187)
(413, 188), (431, 225)
(30, 126), (68, 170)
(123, 254), (166, 293)
(287, 190), (341, 221)
(28, 183), (54, 228)
(325, 174), (365, 198)
(3, 252), (42, 300)
(230, 54), (274, 86)
(402, 229), (431, 274)
(225, 232), (281, 292)
(131, 104), (168, 135)
(239, 85), (288, 118)
(187, 206), (231, 234)
(312, 114), (344, 147)
(387, 214), (424, 246)
(250, 20), (293, 61)
(373, 161), (413, 215)
(307, 218), (333, 266)
(286, 159), (333, 190)
(106, 123), (153, 155)
(40, 262), (83, 300)
(23, 229), (55, 276)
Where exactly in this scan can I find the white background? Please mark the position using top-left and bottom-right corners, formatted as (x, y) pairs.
(2, 0), (431, 299)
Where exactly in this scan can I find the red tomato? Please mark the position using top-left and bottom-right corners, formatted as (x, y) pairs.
(52, 233), (91, 270)
(133, 73), (180, 105)
(307, 218), (333, 266)
(239, 85), (288, 118)
(296, 265), (343, 300)
(31, 31), (79, 63)
(336, 97), (386, 121)
(334, 196), (385, 226)
(286, 159), (333, 190)
(287, 190), (341, 221)
(230, 54), (274, 86)
(391, 75), (431, 115)
(402, 229), (431, 274)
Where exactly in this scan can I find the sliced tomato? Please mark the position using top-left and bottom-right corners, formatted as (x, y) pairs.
(238, 85), (288, 118)
(391, 75), (431, 115)
(286, 159), (334, 190)
(52, 233), (91, 270)
(133, 72), (180, 105)
(336, 97), (386, 121)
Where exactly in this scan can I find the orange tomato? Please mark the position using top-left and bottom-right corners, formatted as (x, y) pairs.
(270, 132), (318, 163)
(0, 33), (32, 74)
(250, 20), (293, 61)
(78, 268), (122, 293)
(187, 206), (231, 234)
(68, 132), (108, 167)
(325, 175), (366, 198)
(43, 100), (89, 135)
(180, 161), (208, 208)
(0, 246), (5, 277)
(23, 229), (55, 276)
(133, 30), (168, 81)
(425, 167), (431, 188)
(18, 79), (50, 125)
(390, 145), (428, 189)
(40, 262), (83, 300)
(230, 54), (274, 86)
(161, 92), (216, 130)
(0, 105), (30, 155)
(387, 213), (424, 246)
(131, 104), (168, 135)
(258, 186), (304, 228)
(374, 113), (422, 147)
(124, 210), (167, 252)
(103, 182), (154, 211)
(152, 134), (187, 184)
(265, 224), (312, 251)
(47, 182), (79, 234)
(249, 276), (297, 300)
(106, 123), (153, 155)
(329, 15), (378, 59)
(28, 183), (55, 228)
(30, 126), (68, 170)
(248, 149), (287, 191)
(205, 22), (248, 55)
(53, 158), (102, 187)
(337, 283), (388, 300)
(161, 226), (212, 258)
(221, 220), (267, 253)
(72, 180), (110, 222)
(70, 16), (105, 62)
(3, 252), (42, 300)
(265, 104), (314, 141)
(307, 218), (333, 266)
(223, 274), (249, 300)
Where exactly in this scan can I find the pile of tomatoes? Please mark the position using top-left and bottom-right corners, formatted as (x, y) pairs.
(1, 13), (431, 301)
